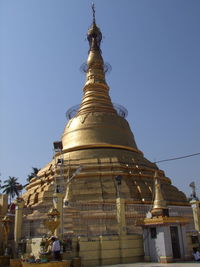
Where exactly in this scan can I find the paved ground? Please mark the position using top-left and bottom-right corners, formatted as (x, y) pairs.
(102, 262), (200, 267)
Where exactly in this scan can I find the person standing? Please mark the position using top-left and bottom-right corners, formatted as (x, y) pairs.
(192, 247), (200, 262)
(51, 236), (61, 261)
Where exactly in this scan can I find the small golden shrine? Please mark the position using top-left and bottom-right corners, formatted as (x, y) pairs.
(141, 177), (190, 263)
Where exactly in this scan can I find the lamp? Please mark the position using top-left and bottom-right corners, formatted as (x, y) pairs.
(57, 159), (64, 165)
(53, 141), (63, 152)
(115, 175), (122, 197)
(115, 175), (122, 185)
(63, 166), (83, 207)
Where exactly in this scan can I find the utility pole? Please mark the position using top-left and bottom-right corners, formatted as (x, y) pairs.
(52, 141), (83, 238)
(53, 141), (64, 239)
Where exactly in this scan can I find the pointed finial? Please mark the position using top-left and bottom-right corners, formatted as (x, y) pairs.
(87, 4), (102, 51)
(189, 181), (198, 200)
(92, 3), (96, 23)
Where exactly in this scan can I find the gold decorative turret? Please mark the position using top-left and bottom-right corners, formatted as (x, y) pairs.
(151, 172), (169, 217)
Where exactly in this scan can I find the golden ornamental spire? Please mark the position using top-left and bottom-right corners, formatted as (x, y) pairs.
(77, 4), (116, 115)
(151, 172), (169, 217)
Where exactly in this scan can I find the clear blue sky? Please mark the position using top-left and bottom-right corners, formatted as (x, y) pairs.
(0, 0), (200, 197)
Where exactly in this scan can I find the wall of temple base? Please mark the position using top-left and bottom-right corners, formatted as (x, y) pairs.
(25, 234), (143, 266)
(22, 204), (195, 238)
(78, 234), (144, 266)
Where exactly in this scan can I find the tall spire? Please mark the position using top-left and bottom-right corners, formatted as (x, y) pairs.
(92, 3), (96, 24)
(77, 5), (116, 115)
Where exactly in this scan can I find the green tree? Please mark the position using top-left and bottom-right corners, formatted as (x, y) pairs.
(27, 167), (40, 182)
(1, 176), (22, 203)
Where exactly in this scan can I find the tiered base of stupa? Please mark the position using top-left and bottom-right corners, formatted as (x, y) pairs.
(22, 148), (191, 238)
(20, 148), (195, 265)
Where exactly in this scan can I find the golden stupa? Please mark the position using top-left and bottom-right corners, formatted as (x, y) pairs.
(22, 10), (188, 238)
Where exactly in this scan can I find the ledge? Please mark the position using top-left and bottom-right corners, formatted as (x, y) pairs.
(22, 260), (71, 267)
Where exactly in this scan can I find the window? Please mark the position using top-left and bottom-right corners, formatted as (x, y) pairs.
(191, 235), (199, 244)
(150, 227), (157, 239)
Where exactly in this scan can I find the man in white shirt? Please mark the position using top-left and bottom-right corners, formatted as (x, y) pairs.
(51, 236), (61, 261)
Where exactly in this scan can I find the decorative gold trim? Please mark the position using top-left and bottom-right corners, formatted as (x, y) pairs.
(62, 144), (143, 154)
(142, 216), (189, 226)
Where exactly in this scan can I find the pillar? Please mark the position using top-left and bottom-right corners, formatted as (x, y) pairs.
(0, 194), (8, 249)
(143, 228), (151, 262)
(190, 200), (200, 232)
(14, 198), (25, 245)
(180, 224), (190, 260)
(116, 197), (126, 236)
(116, 197), (127, 263)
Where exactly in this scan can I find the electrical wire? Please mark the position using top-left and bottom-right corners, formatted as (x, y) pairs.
(153, 152), (200, 164)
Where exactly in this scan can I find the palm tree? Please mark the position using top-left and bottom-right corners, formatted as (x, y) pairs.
(27, 167), (40, 182)
(1, 176), (22, 203)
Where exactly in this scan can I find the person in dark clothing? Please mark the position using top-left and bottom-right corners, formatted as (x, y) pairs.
(51, 236), (61, 261)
